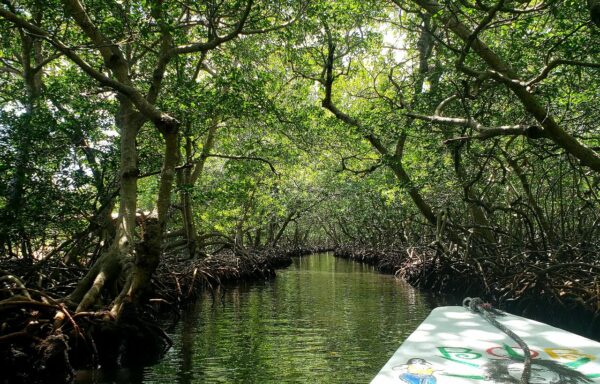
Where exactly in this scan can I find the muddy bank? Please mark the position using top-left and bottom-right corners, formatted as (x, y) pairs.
(0, 246), (319, 384)
(333, 245), (600, 341)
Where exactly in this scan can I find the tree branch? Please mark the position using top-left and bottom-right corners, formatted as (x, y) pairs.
(339, 156), (383, 175)
(206, 153), (277, 174)
(31, 52), (62, 74)
(241, 7), (302, 35)
(0, 5), (178, 132)
(169, 0), (253, 55)
(409, 0), (600, 172)
(407, 112), (548, 140)
(61, 0), (127, 75)
(527, 59), (600, 86)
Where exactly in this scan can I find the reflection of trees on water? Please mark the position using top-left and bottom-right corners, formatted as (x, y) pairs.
(483, 359), (592, 384)
(177, 301), (200, 384)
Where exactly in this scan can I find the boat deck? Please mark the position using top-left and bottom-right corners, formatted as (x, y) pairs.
(371, 306), (600, 383)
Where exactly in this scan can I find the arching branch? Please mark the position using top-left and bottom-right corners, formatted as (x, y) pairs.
(169, 0), (254, 55)
(527, 59), (600, 86)
(407, 112), (548, 141)
(409, 0), (600, 172)
(206, 154), (278, 174)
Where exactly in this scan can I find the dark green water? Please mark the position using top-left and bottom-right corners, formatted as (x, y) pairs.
(77, 253), (433, 383)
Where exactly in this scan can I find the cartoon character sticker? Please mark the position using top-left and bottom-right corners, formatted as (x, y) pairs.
(394, 358), (438, 384)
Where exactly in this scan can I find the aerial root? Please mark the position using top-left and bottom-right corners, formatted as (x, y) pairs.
(334, 244), (600, 339)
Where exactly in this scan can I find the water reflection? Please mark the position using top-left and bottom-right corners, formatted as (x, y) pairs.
(80, 253), (433, 383)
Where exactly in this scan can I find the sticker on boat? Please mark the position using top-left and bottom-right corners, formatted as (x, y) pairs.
(371, 306), (600, 383)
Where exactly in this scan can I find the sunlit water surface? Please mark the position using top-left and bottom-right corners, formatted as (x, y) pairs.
(77, 253), (433, 383)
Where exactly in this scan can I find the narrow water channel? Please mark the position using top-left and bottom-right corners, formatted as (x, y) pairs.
(79, 253), (434, 383)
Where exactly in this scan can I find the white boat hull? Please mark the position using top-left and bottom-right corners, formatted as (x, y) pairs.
(371, 306), (600, 383)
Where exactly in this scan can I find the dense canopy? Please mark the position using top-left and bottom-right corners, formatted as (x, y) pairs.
(0, 0), (599, 342)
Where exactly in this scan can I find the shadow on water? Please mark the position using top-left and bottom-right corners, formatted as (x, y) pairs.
(76, 252), (434, 383)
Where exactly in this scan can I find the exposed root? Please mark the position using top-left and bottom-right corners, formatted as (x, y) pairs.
(334, 245), (600, 340)
(0, 267), (170, 383)
(0, 246), (320, 382)
(152, 246), (323, 308)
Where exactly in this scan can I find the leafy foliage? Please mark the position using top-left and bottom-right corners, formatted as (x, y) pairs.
(0, 0), (597, 264)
